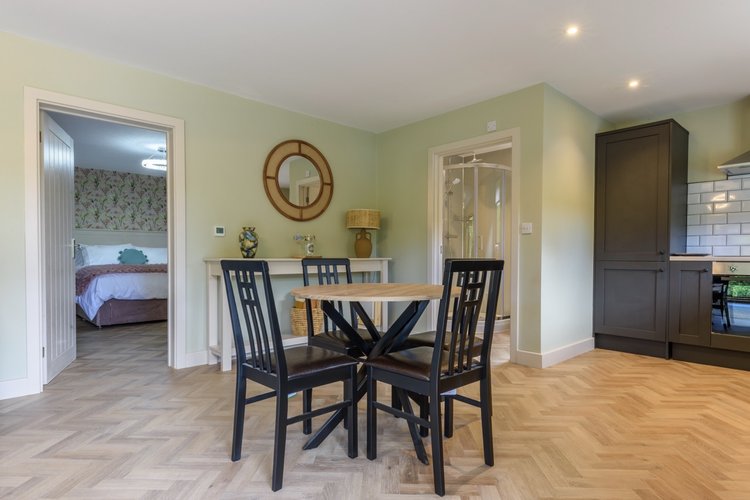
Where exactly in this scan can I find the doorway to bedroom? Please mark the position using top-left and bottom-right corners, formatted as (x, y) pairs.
(42, 110), (169, 382)
(24, 88), (187, 394)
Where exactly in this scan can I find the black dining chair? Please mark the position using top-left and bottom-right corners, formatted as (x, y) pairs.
(365, 258), (503, 497)
(221, 259), (358, 492)
(300, 257), (378, 434)
(712, 276), (731, 329)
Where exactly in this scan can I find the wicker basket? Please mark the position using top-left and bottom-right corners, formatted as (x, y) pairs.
(291, 303), (324, 336)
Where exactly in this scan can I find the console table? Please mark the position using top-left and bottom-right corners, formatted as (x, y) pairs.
(204, 257), (390, 371)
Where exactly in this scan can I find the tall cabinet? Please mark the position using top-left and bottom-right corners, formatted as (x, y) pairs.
(593, 120), (689, 356)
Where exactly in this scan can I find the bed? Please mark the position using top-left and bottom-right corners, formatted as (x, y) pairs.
(75, 243), (169, 327)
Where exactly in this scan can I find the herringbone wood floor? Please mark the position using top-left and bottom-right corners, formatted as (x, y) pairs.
(2, 321), (750, 499)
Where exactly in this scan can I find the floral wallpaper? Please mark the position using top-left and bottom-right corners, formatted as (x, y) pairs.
(74, 168), (167, 231)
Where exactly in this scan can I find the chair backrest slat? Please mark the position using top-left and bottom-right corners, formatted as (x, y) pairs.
(432, 259), (503, 381)
(222, 260), (286, 378)
(301, 257), (357, 333)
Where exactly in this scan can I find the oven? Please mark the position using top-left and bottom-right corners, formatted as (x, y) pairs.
(711, 261), (750, 352)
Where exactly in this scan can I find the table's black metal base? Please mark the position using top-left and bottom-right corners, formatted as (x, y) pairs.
(303, 299), (431, 463)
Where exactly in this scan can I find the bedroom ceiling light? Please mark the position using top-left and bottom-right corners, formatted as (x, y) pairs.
(142, 146), (167, 171)
(628, 79), (640, 89)
(565, 25), (579, 36)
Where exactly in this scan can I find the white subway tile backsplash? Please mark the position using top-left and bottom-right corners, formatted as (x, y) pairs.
(713, 224), (741, 235)
(687, 225), (713, 236)
(713, 246), (740, 257)
(684, 181), (750, 257)
(727, 235), (750, 246)
(686, 246), (712, 254)
(700, 214), (727, 225)
(728, 212), (750, 223)
(700, 235), (726, 246)
(688, 203), (713, 215)
(701, 192), (727, 203)
(728, 190), (750, 201)
(714, 202), (742, 213)
(714, 179), (742, 191)
(688, 182), (715, 194)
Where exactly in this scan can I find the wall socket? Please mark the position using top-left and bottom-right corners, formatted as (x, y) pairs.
(520, 222), (533, 234)
(214, 226), (225, 237)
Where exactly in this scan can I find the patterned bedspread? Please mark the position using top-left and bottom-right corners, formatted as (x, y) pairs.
(75, 264), (168, 295)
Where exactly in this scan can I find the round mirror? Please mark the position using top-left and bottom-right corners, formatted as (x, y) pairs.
(263, 140), (333, 221)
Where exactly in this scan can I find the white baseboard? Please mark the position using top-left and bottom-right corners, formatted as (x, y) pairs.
(184, 350), (209, 368)
(0, 376), (40, 400)
(514, 336), (594, 369)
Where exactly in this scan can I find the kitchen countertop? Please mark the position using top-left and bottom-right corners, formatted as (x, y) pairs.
(670, 255), (750, 262)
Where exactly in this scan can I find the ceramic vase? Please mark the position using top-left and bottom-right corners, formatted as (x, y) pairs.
(239, 226), (259, 258)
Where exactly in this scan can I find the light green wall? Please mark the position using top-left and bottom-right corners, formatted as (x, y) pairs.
(540, 86), (609, 352)
(0, 32), (377, 381)
(376, 83), (603, 354)
(616, 96), (750, 182)
(376, 85), (544, 351)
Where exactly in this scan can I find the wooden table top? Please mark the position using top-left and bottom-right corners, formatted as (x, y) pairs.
(290, 283), (444, 302)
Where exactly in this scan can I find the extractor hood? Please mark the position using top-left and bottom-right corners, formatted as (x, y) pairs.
(718, 150), (750, 176)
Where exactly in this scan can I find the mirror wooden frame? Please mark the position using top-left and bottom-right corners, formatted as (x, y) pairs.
(263, 139), (334, 221)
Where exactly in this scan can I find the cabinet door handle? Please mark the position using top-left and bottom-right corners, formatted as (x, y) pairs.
(658, 268), (665, 272)
(702, 268), (710, 273)
(659, 250), (665, 255)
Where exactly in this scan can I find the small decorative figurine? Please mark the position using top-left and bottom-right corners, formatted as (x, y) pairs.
(294, 233), (316, 257)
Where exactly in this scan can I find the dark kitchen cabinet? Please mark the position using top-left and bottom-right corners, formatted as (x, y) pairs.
(668, 261), (711, 346)
(594, 120), (688, 354)
(595, 120), (688, 261)
(594, 261), (668, 341)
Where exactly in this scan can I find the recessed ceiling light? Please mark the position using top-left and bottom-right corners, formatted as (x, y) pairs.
(628, 79), (640, 89)
(565, 25), (579, 36)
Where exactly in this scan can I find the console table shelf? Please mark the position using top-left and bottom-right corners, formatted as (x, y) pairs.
(204, 257), (390, 371)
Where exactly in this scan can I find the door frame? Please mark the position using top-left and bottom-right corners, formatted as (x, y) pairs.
(427, 128), (521, 362)
(23, 87), (187, 395)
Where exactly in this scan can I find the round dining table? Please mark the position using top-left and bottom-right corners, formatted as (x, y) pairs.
(290, 282), (445, 461)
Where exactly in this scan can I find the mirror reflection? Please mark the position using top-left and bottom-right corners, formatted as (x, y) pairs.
(278, 155), (321, 207)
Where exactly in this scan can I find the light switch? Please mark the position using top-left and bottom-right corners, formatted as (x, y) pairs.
(486, 120), (497, 132)
(520, 222), (533, 234)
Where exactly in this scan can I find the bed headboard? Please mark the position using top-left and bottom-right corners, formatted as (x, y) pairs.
(74, 229), (168, 248)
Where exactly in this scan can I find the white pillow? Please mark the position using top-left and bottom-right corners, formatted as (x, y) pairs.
(81, 244), (134, 266)
(137, 247), (168, 264)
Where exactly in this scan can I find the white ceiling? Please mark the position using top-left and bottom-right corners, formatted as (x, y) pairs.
(4, 1), (750, 132)
(47, 112), (166, 177)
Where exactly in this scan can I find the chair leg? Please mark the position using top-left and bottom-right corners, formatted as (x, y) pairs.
(391, 386), (401, 412)
(231, 376), (247, 462)
(347, 366), (358, 458)
(302, 388), (312, 435)
(366, 367), (377, 460)
(271, 390), (288, 492)
(419, 396), (429, 438)
(480, 376), (494, 466)
(429, 391), (445, 496)
(444, 396), (453, 438)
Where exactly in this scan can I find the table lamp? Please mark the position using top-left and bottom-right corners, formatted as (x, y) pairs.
(346, 209), (380, 258)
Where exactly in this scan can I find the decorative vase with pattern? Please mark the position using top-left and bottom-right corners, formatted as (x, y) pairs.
(239, 226), (259, 258)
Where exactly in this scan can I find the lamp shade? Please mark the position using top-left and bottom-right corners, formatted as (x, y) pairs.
(346, 209), (380, 230)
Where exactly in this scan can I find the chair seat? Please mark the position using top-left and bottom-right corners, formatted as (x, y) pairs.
(310, 328), (376, 351)
(366, 346), (447, 381)
(405, 331), (484, 358)
(245, 346), (358, 380)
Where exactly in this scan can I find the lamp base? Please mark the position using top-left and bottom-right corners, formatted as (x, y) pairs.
(354, 229), (372, 258)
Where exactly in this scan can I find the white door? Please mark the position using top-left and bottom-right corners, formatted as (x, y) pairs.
(41, 112), (76, 383)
